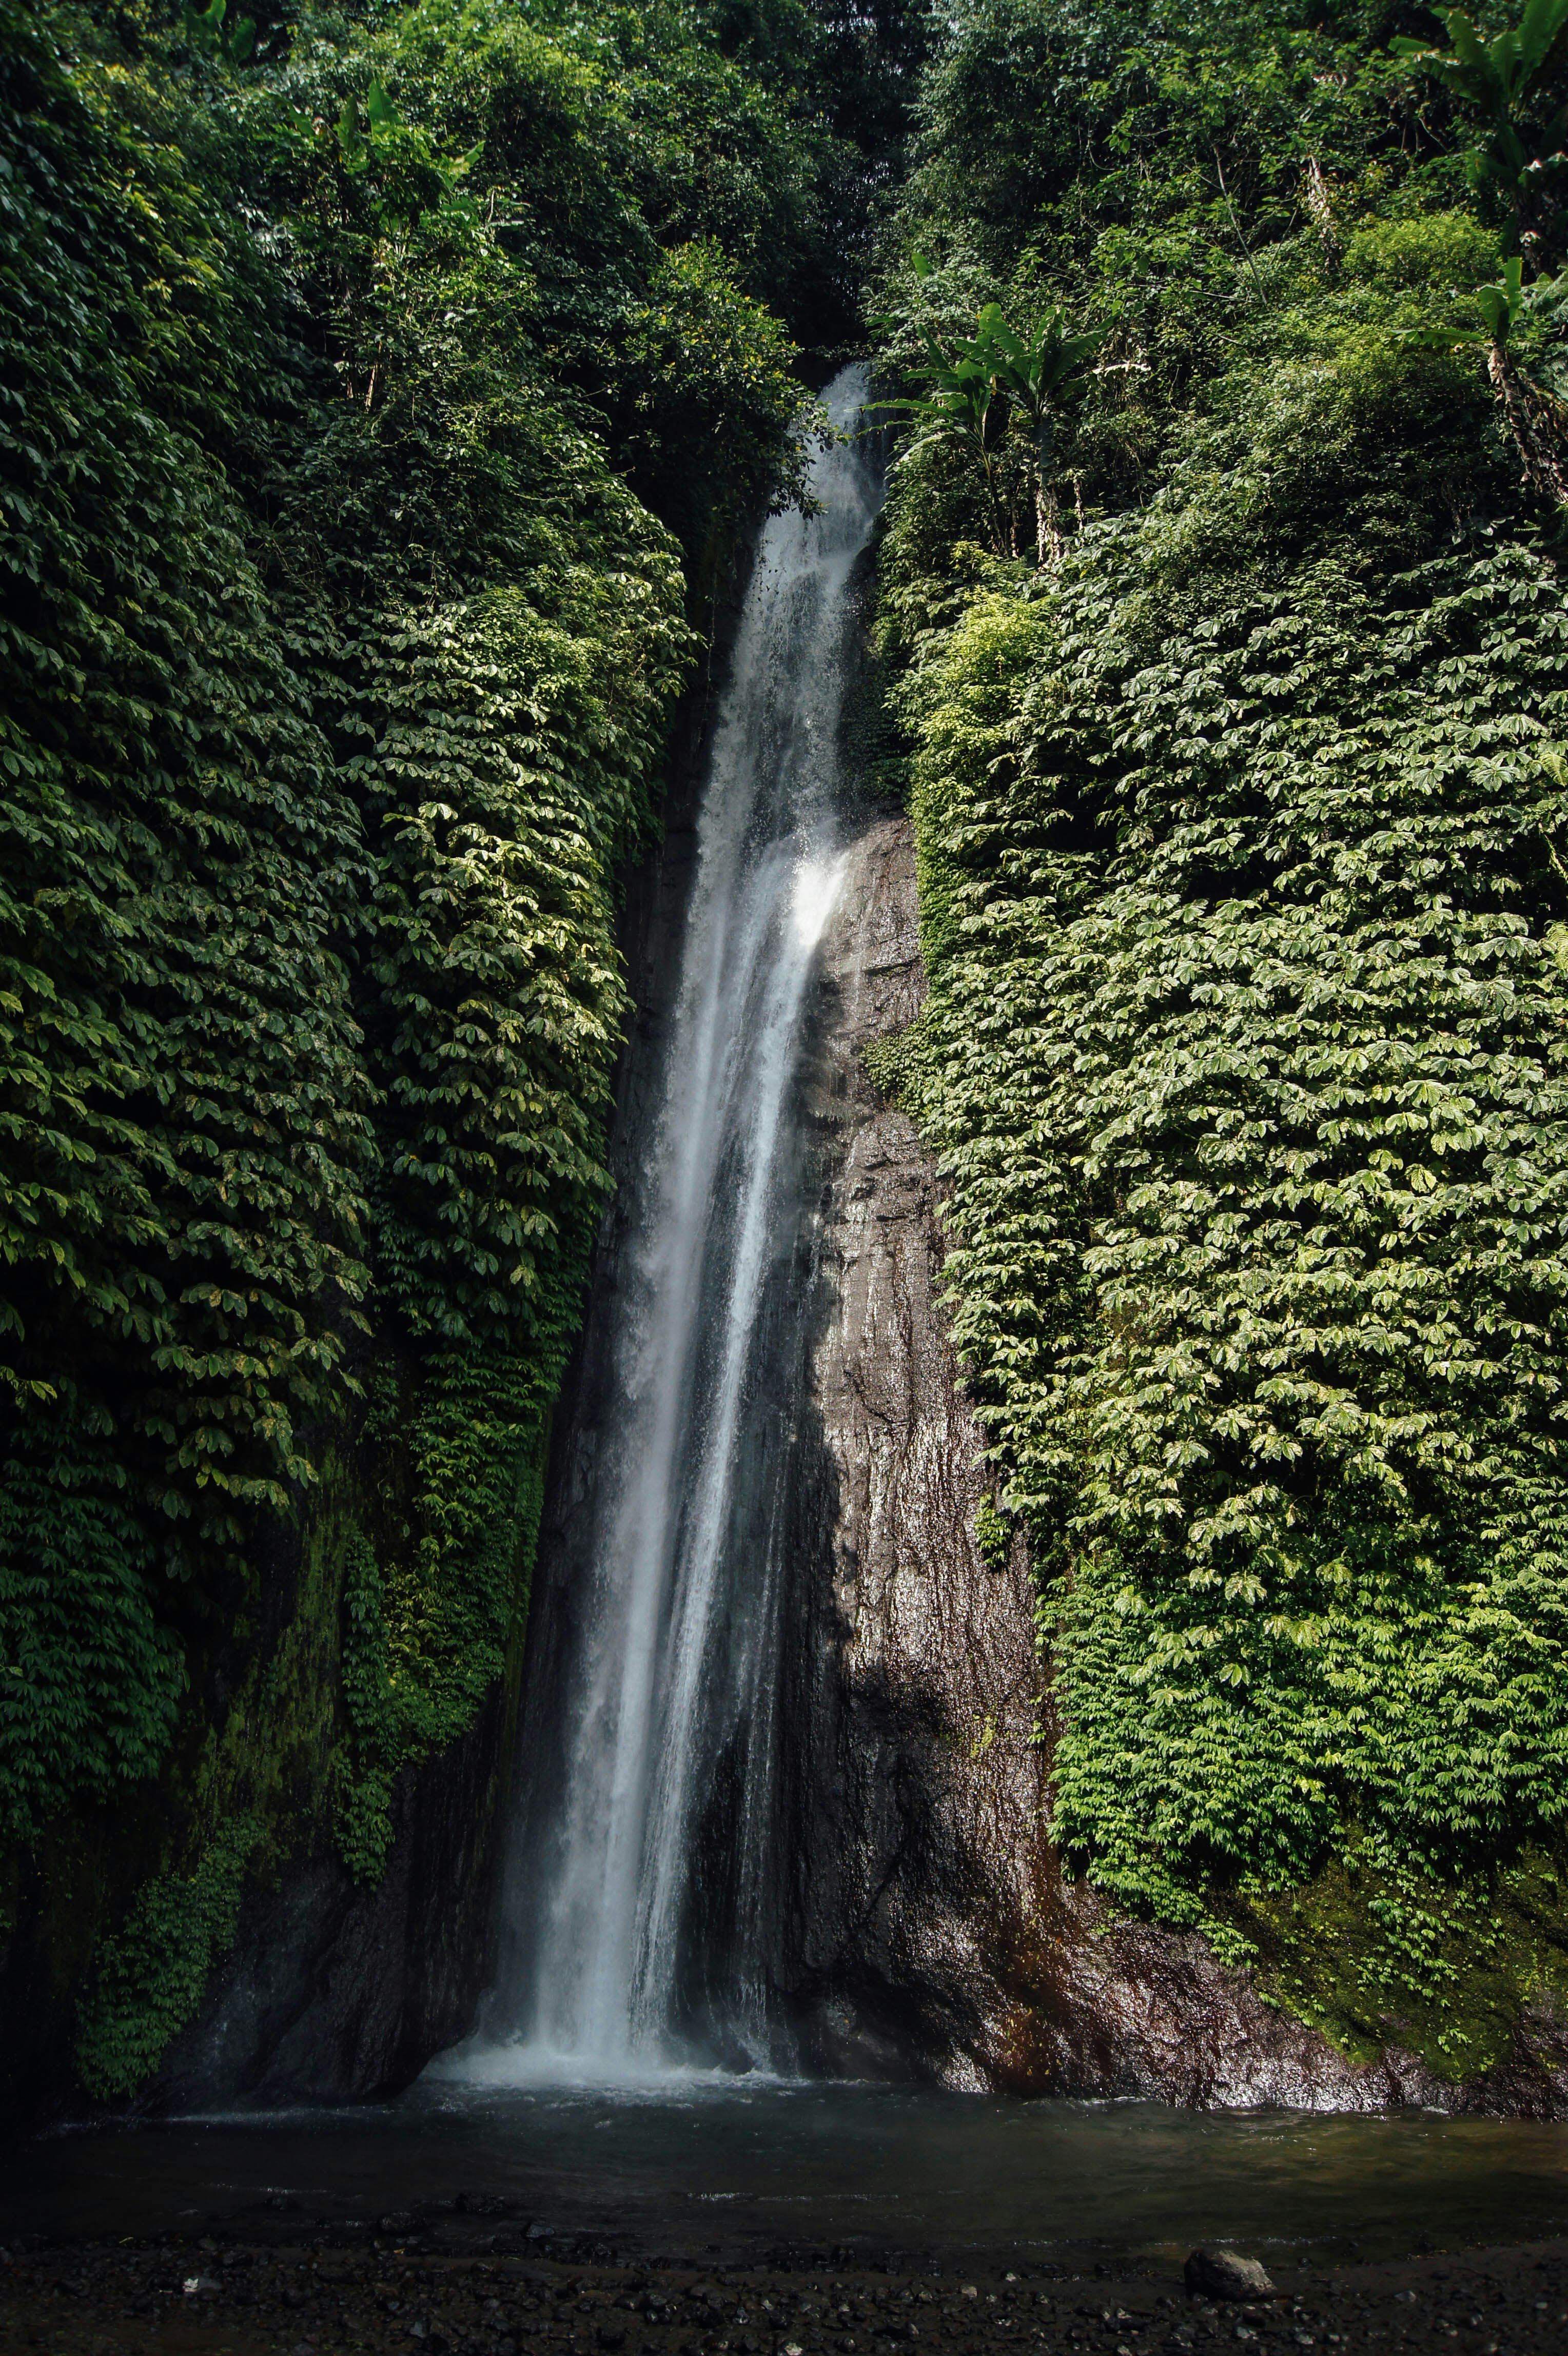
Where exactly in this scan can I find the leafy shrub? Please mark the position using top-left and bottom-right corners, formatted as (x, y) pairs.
(896, 503), (1568, 2024)
(1343, 208), (1501, 291)
(0, 1391), (184, 1852)
(1, 4), (373, 1843)
(0, 9), (374, 1548)
(617, 240), (824, 544)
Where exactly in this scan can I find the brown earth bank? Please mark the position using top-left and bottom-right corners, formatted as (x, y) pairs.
(2, 2234), (1566, 2356)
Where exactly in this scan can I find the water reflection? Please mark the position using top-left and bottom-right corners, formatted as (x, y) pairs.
(5, 2079), (1564, 2264)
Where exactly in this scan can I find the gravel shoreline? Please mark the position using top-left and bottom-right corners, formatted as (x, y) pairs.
(3, 2234), (1566, 2356)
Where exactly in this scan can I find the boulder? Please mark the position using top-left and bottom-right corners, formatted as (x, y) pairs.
(1184, 2250), (1277, 2302)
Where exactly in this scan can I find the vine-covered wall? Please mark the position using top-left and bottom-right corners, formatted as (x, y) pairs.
(868, 0), (1568, 2078)
(0, 0), (876, 2111)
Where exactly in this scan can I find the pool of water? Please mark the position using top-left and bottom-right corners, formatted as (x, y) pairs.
(5, 2071), (1566, 2267)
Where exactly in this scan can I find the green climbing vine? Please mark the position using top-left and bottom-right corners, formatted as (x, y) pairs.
(75, 1812), (265, 2099)
(336, 1348), (555, 1884)
(1, 0), (859, 2098)
(874, 0), (1568, 2071)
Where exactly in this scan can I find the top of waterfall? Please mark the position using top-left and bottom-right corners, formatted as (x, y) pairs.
(821, 361), (873, 436)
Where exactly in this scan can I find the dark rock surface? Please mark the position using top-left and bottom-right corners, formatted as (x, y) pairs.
(1184, 2254), (1277, 2304)
(3, 2230), (1565, 2356)
(145, 1673), (516, 2110)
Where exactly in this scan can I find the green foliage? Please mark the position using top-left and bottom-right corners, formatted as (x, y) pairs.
(1410, 248), (1534, 345)
(0, 9), (374, 1541)
(974, 1494), (1012, 1573)
(347, 559), (689, 1347)
(863, 1009), (930, 1100)
(977, 304), (1103, 454)
(0, 1390), (184, 1852)
(337, 1348), (553, 1882)
(74, 1810), (263, 2098)
(877, 287), (1107, 559)
(1, 0), (883, 2087)
(1344, 208), (1502, 293)
(878, 0), (1568, 2053)
(338, 1531), (398, 1883)
(1392, 0), (1568, 238)
(898, 527), (1568, 2027)
(617, 239), (825, 548)
(1238, 1839), (1568, 2075)
(1404, 251), (1568, 502)
(1, 2), (375, 1858)
(184, 0), (256, 69)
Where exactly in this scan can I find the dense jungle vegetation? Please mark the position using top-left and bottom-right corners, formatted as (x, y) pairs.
(8, 0), (1568, 2108)
(870, 0), (1568, 2071)
(0, 0), (914, 2103)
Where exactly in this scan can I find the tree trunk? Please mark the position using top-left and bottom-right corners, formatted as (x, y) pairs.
(1035, 474), (1063, 567)
(1304, 158), (1341, 273)
(1489, 343), (1568, 508)
(983, 460), (1008, 559)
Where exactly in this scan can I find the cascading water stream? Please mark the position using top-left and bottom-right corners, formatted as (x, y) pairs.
(478, 365), (881, 2077)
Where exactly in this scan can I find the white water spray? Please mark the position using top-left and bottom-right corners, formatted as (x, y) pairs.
(477, 366), (881, 2077)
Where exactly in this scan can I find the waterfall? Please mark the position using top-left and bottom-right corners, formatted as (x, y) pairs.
(479, 364), (882, 2076)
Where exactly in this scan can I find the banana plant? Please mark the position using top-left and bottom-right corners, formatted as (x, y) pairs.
(878, 287), (1105, 564)
(1406, 256), (1568, 503)
(337, 80), (400, 172)
(878, 322), (1010, 556)
(976, 303), (1106, 563)
(1393, 0), (1568, 244)
(183, 0), (254, 68)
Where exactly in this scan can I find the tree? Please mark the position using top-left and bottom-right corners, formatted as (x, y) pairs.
(881, 304), (1009, 554)
(975, 302), (1105, 563)
(1393, 0), (1568, 257)
(1408, 257), (1568, 504)
(880, 276), (1103, 563)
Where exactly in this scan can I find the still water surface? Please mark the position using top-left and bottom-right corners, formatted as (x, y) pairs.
(4, 2077), (1565, 2266)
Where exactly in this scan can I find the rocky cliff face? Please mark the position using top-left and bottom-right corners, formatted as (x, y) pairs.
(143, 1667), (519, 2112)
(773, 812), (1568, 2117)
